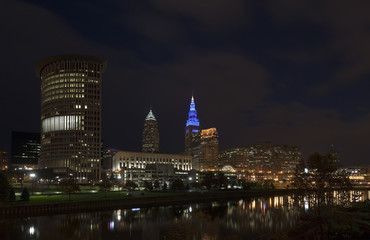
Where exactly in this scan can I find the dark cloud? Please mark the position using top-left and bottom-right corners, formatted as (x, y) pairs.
(1, 0), (369, 166)
(151, 0), (249, 32)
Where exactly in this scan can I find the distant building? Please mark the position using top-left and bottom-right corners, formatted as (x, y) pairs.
(340, 166), (370, 187)
(102, 148), (118, 171)
(185, 96), (201, 156)
(10, 131), (40, 169)
(36, 55), (107, 180)
(142, 109), (159, 153)
(219, 143), (302, 182)
(112, 150), (192, 184)
(0, 150), (8, 170)
(218, 147), (251, 170)
(193, 128), (219, 171)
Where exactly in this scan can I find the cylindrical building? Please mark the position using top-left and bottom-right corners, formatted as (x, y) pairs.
(36, 55), (107, 180)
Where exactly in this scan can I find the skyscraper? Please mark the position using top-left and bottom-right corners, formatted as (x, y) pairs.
(185, 96), (201, 156)
(142, 109), (159, 153)
(36, 55), (107, 180)
(10, 131), (40, 169)
(193, 128), (219, 171)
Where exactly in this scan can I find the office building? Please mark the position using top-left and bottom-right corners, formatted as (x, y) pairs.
(185, 96), (201, 156)
(112, 151), (192, 185)
(36, 55), (107, 180)
(219, 143), (302, 182)
(10, 131), (40, 169)
(193, 128), (219, 171)
(142, 109), (159, 152)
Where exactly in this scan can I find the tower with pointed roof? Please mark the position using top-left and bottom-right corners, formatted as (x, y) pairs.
(185, 96), (201, 156)
(142, 109), (160, 152)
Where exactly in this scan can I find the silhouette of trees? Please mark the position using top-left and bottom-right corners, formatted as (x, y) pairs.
(60, 178), (80, 201)
(0, 172), (11, 201)
(143, 181), (153, 191)
(99, 176), (112, 198)
(202, 172), (215, 191)
(125, 180), (138, 191)
(170, 179), (185, 191)
(20, 187), (30, 201)
(292, 152), (351, 211)
(154, 180), (160, 190)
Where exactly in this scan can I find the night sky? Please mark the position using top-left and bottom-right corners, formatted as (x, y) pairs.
(1, 0), (370, 167)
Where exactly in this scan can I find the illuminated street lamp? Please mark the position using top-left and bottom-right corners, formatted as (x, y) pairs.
(30, 173), (36, 195)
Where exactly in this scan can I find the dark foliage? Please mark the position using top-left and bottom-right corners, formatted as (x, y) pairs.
(170, 179), (185, 191)
(0, 172), (10, 201)
(20, 187), (30, 201)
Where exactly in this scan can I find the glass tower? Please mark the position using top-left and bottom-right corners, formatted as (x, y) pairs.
(36, 55), (107, 180)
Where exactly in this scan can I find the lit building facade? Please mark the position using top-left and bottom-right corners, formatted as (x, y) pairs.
(0, 150), (8, 170)
(36, 55), (107, 180)
(185, 96), (201, 156)
(219, 143), (302, 182)
(193, 128), (219, 171)
(112, 151), (192, 172)
(10, 131), (40, 169)
(112, 150), (192, 185)
(142, 109), (159, 153)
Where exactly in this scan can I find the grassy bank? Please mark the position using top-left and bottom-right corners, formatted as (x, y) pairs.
(0, 189), (294, 217)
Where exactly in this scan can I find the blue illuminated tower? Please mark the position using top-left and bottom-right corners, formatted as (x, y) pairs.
(185, 96), (201, 155)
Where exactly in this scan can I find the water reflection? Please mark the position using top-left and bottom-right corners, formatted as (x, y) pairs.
(1, 190), (368, 240)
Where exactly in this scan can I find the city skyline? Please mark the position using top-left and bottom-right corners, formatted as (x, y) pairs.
(1, 0), (370, 166)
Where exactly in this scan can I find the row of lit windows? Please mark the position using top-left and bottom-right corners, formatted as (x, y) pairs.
(42, 83), (85, 93)
(43, 88), (85, 99)
(42, 94), (86, 104)
(118, 156), (191, 163)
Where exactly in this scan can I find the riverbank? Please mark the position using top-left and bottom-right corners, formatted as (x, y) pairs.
(0, 189), (295, 217)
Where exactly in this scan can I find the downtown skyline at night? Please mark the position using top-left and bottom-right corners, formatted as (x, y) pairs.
(1, 0), (370, 167)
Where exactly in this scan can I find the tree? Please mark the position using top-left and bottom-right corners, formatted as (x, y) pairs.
(201, 172), (215, 191)
(99, 177), (112, 198)
(8, 187), (16, 201)
(170, 179), (184, 191)
(154, 179), (160, 190)
(20, 187), (30, 201)
(125, 180), (138, 191)
(60, 178), (80, 201)
(143, 181), (153, 191)
(0, 172), (11, 201)
(292, 152), (351, 211)
(217, 173), (228, 189)
(292, 152), (352, 237)
(162, 182), (167, 191)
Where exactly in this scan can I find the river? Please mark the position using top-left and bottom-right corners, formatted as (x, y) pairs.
(1, 190), (369, 240)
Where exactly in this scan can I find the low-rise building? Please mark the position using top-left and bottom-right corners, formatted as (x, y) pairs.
(112, 150), (192, 185)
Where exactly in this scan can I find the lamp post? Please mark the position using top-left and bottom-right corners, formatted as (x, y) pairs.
(30, 173), (36, 196)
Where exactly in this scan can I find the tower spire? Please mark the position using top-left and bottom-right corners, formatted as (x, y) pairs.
(186, 95), (200, 127)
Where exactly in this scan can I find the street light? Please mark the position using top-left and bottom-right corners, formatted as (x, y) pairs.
(30, 173), (36, 195)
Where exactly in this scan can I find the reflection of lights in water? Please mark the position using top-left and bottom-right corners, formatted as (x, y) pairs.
(304, 196), (309, 211)
(117, 209), (122, 221)
(263, 203), (266, 215)
(29, 226), (35, 235)
(189, 206), (192, 213)
(108, 221), (114, 231)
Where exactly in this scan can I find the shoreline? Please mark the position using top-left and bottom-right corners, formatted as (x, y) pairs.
(0, 189), (295, 218)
